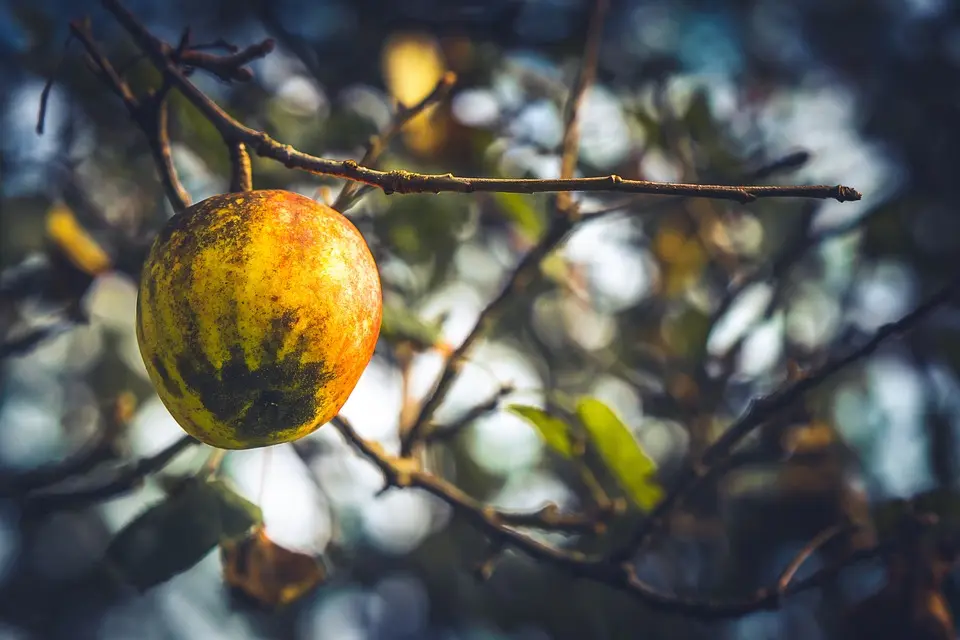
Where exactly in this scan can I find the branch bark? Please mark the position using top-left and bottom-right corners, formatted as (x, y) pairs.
(99, 0), (860, 205)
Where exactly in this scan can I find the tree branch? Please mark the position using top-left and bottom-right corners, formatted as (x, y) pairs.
(146, 84), (191, 211)
(98, 0), (860, 204)
(336, 414), (888, 618)
(20, 435), (198, 517)
(334, 416), (601, 535)
(776, 522), (856, 592)
(403, 0), (607, 454)
(0, 394), (134, 497)
(68, 19), (191, 212)
(607, 277), (960, 564)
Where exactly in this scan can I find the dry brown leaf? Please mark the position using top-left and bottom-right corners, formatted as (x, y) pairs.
(220, 526), (325, 608)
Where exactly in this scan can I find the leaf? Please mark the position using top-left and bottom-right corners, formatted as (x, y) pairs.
(104, 477), (262, 592)
(381, 32), (447, 156)
(507, 405), (573, 458)
(493, 192), (546, 243)
(575, 397), (663, 511)
(45, 204), (111, 276)
(221, 526), (325, 608)
(210, 479), (264, 540)
(660, 305), (711, 361)
(380, 302), (451, 354)
(105, 477), (222, 591)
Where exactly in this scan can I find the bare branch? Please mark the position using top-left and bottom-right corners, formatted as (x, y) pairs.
(177, 39), (275, 82)
(608, 277), (960, 564)
(21, 435), (198, 517)
(99, 0), (860, 204)
(557, 0), (608, 216)
(334, 415), (601, 535)
(1, 322), (76, 359)
(336, 414), (887, 618)
(148, 86), (191, 211)
(423, 384), (514, 444)
(0, 394), (134, 497)
(776, 522), (856, 592)
(69, 20), (191, 212)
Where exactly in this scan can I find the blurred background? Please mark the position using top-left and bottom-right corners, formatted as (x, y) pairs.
(2, 0), (960, 638)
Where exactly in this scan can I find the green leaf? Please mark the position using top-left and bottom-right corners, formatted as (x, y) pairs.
(662, 306), (711, 362)
(210, 479), (264, 541)
(374, 192), (472, 287)
(492, 193), (546, 242)
(575, 397), (663, 511)
(507, 405), (573, 458)
(104, 477), (262, 591)
(380, 302), (444, 350)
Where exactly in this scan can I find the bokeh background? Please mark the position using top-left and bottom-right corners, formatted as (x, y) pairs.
(2, 0), (960, 638)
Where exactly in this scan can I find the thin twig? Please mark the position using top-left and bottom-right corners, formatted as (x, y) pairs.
(557, 0), (608, 216)
(0, 394), (133, 495)
(0, 322), (76, 359)
(607, 277), (960, 564)
(69, 20), (191, 212)
(334, 416), (600, 534)
(423, 384), (514, 444)
(776, 522), (856, 592)
(177, 39), (275, 82)
(333, 71), (457, 212)
(36, 32), (76, 135)
(147, 84), (191, 211)
(401, 219), (573, 455)
(98, 0), (860, 204)
(402, 0), (608, 454)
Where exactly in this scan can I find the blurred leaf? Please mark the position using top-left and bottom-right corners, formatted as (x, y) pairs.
(45, 203), (112, 276)
(105, 477), (262, 591)
(381, 302), (452, 353)
(653, 222), (706, 297)
(628, 105), (664, 149)
(210, 479), (265, 540)
(507, 405), (573, 458)
(660, 306), (711, 361)
(382, 32), (447, 156)
(105, 477), (222, 591)
(172, 93), (230, 172)
(681, 88), (742, 178)
(375, 193), (472, 285)
(493, 192), (546, 242)
(539, 251), (566, 278)
(221, 526), (325, 608)
(575, 397), (663, 511)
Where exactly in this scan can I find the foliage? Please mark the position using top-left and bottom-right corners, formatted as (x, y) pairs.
(0, 1), (958, 639)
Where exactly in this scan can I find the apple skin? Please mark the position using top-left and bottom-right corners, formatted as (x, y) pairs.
(136, 190), (382, 449)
